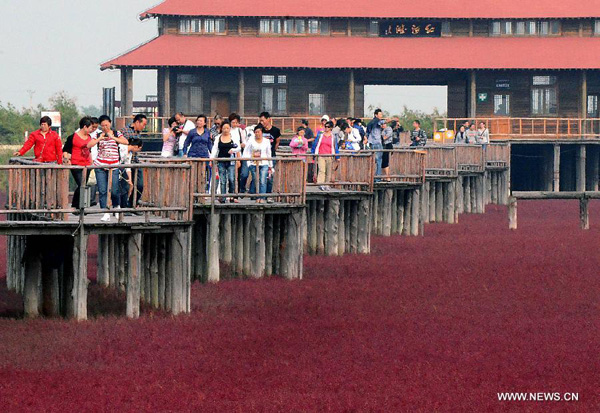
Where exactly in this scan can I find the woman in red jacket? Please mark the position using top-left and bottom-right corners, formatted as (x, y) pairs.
(68, 117), (94, 209)
(13, 116), (62, 164)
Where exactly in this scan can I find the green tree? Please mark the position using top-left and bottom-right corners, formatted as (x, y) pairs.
(0, 103), (39, 144)
(48, 91), (82, 136)
(81, 105), (103, 118)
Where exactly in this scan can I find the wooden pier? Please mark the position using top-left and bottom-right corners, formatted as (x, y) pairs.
(3, 143), (511, 320)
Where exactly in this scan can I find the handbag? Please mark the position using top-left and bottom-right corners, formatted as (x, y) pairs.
(87, 169), (97, 185)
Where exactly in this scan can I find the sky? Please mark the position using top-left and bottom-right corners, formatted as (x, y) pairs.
(0, 1), (446, 115)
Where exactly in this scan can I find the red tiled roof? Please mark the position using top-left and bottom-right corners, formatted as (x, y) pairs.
(140, 0), (600, 19)
(101, 35), (600, 70)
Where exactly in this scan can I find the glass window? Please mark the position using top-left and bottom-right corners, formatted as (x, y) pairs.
(190, 19), (201, 33)
(595, 20), (600, 35)
(531, 76), (557, 115)
(261, 88), (273, 112)
(503, 21), (513, 35)
(204, 19), (215, 33)
(441, 21), (451, 36)
(308, 19), (319, 34)
(308, 94), (325, 116)
(262, 75), (275, 84)
(540, 21), (549, 35)
(176, 85), (203, 114)
(260, 19), (270, 33)
(515, 21), (526, 35)
(550, 20), (560, 35)
(491, 21), (501, 36)
(277, 75), (287, 84)
(271, 19), (281, 34)
(179, 19), (191, 33)
(284, 19), (295, 34)
(215, 19), (225, 33)
(494, 95), (510, 116)
(533, 75), (556, 86)
(276, 89), (287, 114)
(369, 21), (379, 36)
(588, 95), (599, 117)
(295, 19), (305, 34)
(320, 19), (330, 35)
(527, 21), (537, 35)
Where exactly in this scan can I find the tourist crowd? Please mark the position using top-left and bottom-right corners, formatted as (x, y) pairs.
(13, 109), (490, 210)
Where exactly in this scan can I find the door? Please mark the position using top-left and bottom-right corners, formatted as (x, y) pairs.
(211, 93), (230, 117)
(587, 95), (599, 136)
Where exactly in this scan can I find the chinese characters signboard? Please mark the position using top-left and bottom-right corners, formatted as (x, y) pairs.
(381, 21), (441, 37)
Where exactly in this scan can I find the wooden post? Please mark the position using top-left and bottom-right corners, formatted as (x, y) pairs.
(265, 214), (273, 276)
(553, 144), (560, 191)
(158, 67), (171, 117)
(281, 211), (303, 280)
(469, 70), (477, 118)
(464, 177), (472, 213)
(70, 232), (88, 321)
(243, 214), (252, 276)
(23, 245), (42, 318)
(456, 176), (464, 214)
(207, 212), (220, 282)
(448, 180), (456, 224)
(580, 197), (589, 230)
(397, 191), (405, 235)
(338, 202), (346, 256)
(372, 190), (379, 234)
(251, 213), (266, 278)
(158, 236), (167, 308)
(316, 200), (325, 255)
(120, 68), (133, 117)
(127, 233), (142, 319)
(508, 197), (517, 230)
(382, 189), (393, 237)
(169, 231), (187, 315)
(410, 189), (420, 236)
(403, 189), (412, 236)
(325, 199), (340, 255)
(419, 186), (426, 235)
(422, 184), (430, 224)
(428, 182), (436, 222)
(222, 214), (233, 264)
(576, 145), (586, 192)
(435, 182), (443, 222)
(238, 68), (245, 116)
(349, 70), (355, 118)
(358, 198), (370, 254)
(308, 200), (317, 255)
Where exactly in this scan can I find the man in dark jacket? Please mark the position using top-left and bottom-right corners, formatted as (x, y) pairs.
(410, 120), (427, 147)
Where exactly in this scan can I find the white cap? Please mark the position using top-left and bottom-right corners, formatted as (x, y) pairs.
(321, 115), (330, 122)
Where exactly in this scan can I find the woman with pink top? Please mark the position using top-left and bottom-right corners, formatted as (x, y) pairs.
(289, 127), (309, 158)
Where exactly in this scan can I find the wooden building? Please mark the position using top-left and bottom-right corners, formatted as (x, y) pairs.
(102, 0), (600, 120)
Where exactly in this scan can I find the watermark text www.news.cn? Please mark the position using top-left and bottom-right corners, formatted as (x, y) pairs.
(498, 392), (579, 402)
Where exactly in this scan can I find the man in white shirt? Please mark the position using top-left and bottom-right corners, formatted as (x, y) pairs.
(175, 112), (195, 157)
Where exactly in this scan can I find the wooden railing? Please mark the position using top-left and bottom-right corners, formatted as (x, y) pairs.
(485, 143), (511, 169)
(372, 149), (426, 185)
(4, 159), (194, 222)
(454, 145), (485, 173)
(436, 117), (600, 140)
(423, 146), (458, 178)
(140, 156), (307, 206)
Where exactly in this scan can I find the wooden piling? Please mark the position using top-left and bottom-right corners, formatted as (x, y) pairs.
(251, 213), (266, 278)
(435, 182), (443, 222)
(580, 197), (589, 230)
(382, 190), (393, 237)
(358, 198), (370, 254)
(70, 232), (88, 321)
(207, 212), (220, 282)
(508, 197), (517, 230)
(325, 199), (340, 255)
(126, 233), (142, 318)
(23, 247), (42, 318)
(410, 189), (420, 236)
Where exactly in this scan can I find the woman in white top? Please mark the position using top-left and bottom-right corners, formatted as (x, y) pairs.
(478, 121), (490, 149)
(344, 123), (362, 151)
(229, 113), (250, 193)
(210, 121), (241, 202)
(245, 125), (273, 202)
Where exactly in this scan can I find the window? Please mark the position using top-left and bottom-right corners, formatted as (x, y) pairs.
(491, 21), (501, 36)
(588, 95), (599, 117)
(176, 85), (202, 114)
(320, 20), (330, 35)
(276, 89), (287, 114)
(531, 76), (557, 116)
(515, 21), (526, 35)
(204, 19), (215, 33)
(550, 20), (560, 35)
(295, 19), (305, 34)
(259, 19), (281, 34)
(308, 94), (325, 115)
(527, 21), (537, 35)
(494, 95), (510, 116)
(307, 19), (329, 35)
(261, 88), (273, 112)
(262, 75), (275, 84)
(441, 21), (451, 36)
(191, 19), (201, 33)
(180, 18), (223, 34)
(540, 21), (549, 35)
(369, 21), (379, 36)
(179, 19), (191, 33)
(503, 21), (513, 35)
(277, 75), (287, 84)
(284, 19), (294, 34)
(595, 20), (600, 35)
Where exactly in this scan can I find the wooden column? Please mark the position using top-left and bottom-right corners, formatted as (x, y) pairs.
(410, 189), (420, 236)
(581, 70), (588, 127)
(553, 144), (560, 191)
(576, 145), (586, 192)
(251, 213), (266, 278)
(580, 198), (590, 230)
(158, 67), (171, 117)
(358, 198), (370, 254)
(23, 246), (42, 318)
(448, 181), (456, 224)
(169, 230), (188, 315)
(120, 68), (133, 117)
(281, 211), (303, 280)
(238, 68), (245, 117)
(469, 70), (477, 118)
(508, 197), (517, 230)
(325, 199), (340, 255)
(70, 232), (88, 321)
(127, 233), (142, 319)
(435, 182), (443, 222)
(207, 212), (220, 282)
(349, 70), (355, 118)
(382, 189), (393, 237)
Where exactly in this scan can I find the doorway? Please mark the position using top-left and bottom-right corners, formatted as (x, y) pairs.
(211, 93), (230, 117)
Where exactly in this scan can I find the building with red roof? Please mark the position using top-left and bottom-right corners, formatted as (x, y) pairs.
(102, 1), (600, 119)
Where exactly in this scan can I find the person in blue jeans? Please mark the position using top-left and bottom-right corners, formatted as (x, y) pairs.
(210, 122), (241, 203)
(245, 125), (273, 203)
(366, 108), (385, 179)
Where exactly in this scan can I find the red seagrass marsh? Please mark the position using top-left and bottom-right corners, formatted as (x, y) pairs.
(1, 201), (599, 411)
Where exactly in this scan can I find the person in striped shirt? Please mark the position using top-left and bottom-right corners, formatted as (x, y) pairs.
(87, 115), (129, 221)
